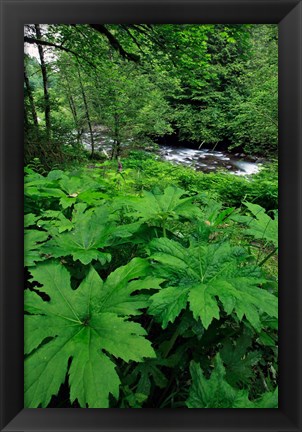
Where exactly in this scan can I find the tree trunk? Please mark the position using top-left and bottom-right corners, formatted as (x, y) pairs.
(111, 112), (120, 159)
(94, 73), (104, 122)
(69, 96), (83, 146)
(63, 74), (82, 146)
(77, 64), (95, 158)
(24, 106), (29, 131)
(34, 24), (51, 139)
(24, 63), (39, 129)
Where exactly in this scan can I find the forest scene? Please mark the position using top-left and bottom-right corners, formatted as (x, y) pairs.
(24, 24), (278, 408)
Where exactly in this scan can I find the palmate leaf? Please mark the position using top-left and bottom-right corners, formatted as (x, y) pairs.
(186, 354), (278, 408)
(148, 238), (277, 330)
(148, 286), (189, 329)
(123, 186), (202, 225)
(129, 358), (169, 399)
(58, 174), (107, 209)
(25, 258), (160, 408)
(25, 170), (107, 209)
(43, 204), (138, 264)
(243, 202), (278, 247)
(220, 331), (261, 387)
(24, 229), (49, 267)
(25, 178), (66, 200)
(36, 210), (74, 233)
(24, 213), (39, 228)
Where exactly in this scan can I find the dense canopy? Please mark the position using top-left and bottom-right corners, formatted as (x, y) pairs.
(24, 24), (277, 166)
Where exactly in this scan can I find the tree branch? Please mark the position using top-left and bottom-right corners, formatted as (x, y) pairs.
(121, 25), (146, 56)
(24, 36), (96, 68)
(89, 24), (140, 62)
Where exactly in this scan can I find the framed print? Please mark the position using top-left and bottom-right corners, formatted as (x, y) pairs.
(0, 0), (301, 431)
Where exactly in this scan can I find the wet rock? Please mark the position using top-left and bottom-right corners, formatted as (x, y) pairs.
(249, 155), (258, 162)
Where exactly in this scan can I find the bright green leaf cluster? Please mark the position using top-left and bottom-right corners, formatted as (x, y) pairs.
(148, 238), (277, 331)
(24, 167), (278, 408)
(25, 259), (159, 408)
(187, 354), (278, 408)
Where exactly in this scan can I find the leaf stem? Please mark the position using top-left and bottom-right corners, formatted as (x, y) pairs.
(162, 326), (181, 359)
(258, 247), (278, 267)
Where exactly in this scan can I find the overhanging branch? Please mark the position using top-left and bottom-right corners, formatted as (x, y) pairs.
(89, 24), (140, 62)
(24, 36), (96, 68)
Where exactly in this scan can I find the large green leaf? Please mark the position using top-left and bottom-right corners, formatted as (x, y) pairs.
(42, 205), (141, 265)
(36, 210), (74, 234)
(148, 238), (277, 330)
(24, 213), (39, 228)
(127, 358), (169, 399)
(188, 284), (220, 330)
(25, 258), (157, 408)
(220, 331), (261, 387)
(58, 174), (107, 208)
(24, 229), (49, 267)
(186, 354), (278, 408)
(123, 186), (202, 227)
(148, 286), (189, 329)
(25, 170), (108, 209)
(243, 202), (278, 247)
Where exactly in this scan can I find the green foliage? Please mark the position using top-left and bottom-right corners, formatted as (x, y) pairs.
(24, 20), (278, 408)
(26, 158), (47, 175)
(122, 186), (202, 236)
(40, 205), (115, 265)
(24, 229), (49, 267)
(25, 259), (157, 408)
(148, 238), (277, 331)
(122, 153), (278, 211)
(243, 201), (278, 247)
(24, 23), (279, 405)
(249, 161), (278, 210)
(125, 357), (169, 400)
(226, 26), (278, 154)
(24, 165), (278, 408)
(25, 23), (277, 167)
(220, 330), (261, 388)
(186, 355), (278, 408)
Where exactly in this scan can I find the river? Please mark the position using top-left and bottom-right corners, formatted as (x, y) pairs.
(159, 145), (261, 176)
(81, 130), (261, 176)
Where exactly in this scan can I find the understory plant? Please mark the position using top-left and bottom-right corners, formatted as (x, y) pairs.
(24, 165), (278, 408)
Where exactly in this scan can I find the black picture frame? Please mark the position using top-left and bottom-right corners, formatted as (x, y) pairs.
(1, 0), (301, 431)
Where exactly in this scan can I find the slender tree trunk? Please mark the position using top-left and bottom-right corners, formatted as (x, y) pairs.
(111, 111), (120, 159)
(114, 112), (121, 159)
(69, 96), (83, 146)
(77, 64), (95, 158)
(63, 74), (82, 146)
(24, 106), (29, 131)
(24, 63), (39, 129)
(67, 95), (77, 127)
(94, 73), (103, 121)
(34, 24), (51, 139)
